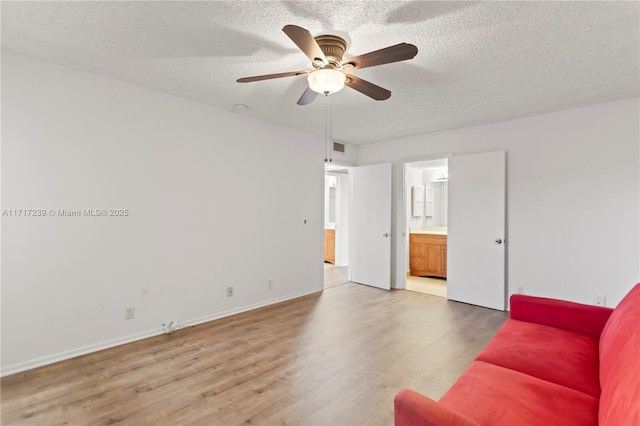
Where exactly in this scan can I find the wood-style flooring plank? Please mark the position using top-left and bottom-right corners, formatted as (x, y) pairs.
(1, 283), (507, 425)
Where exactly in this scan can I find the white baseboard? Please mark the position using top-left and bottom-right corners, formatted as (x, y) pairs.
(1, 327), (165, 377)
(1, 289), (321, 377)
(176, 288), (320, 330)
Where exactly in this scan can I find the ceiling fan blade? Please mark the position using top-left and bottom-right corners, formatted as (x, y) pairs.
(237, 70), (308, 83)
(345, 74), (391, 100)
(282, 25), (328, 65)
(344, 43), (418, 70)
(297, 87), (319, 106)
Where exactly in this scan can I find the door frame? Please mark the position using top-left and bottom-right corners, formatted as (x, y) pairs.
(323, 162), (353, 285)
(399, 154), (451, 290)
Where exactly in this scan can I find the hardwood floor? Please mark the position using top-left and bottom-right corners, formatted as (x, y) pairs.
(1, 284), (508, 425)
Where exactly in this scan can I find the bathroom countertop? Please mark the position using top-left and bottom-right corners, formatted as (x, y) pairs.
(409, 227), (447, 236)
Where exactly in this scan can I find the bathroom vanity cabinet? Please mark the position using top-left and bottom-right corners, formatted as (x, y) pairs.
(409, 233), (447, 278)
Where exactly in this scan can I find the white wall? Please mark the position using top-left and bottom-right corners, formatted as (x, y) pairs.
(328, 142), (359, 166)
(428, 181), (447, 227)
(358, 98), (640, 307)
(324, 172), (349, 266)
(406, 168), (423, 228)
(324, 175), (337, 227)
(1, 51), (325, 375)
(423, 167), (448, 227)
(335, 173), (350, 266)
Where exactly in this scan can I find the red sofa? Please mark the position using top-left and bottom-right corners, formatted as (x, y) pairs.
(395, 283), (640, 426)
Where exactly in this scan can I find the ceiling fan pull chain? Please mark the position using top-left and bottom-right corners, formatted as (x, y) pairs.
(328, 97), (333, 163)
(324, 102), (329, 163)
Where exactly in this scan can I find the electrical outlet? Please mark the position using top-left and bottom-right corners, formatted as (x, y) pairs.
(125, 306), (135, 320)
(226, 286), (233, 297)
(517, 286), (525, 294)
(268, 280), (273, 289)
(593, 295), (606, 307)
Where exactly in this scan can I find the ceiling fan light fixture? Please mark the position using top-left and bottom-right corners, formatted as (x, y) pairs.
(237, 24), (418, 104)
(308, 68), (346, 95)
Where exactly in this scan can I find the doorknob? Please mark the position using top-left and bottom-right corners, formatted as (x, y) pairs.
(383, 233), (390, 237)
(495, 239), (502, 244)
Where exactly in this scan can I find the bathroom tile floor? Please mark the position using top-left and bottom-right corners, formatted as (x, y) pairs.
(406, 275), (447, 298)
(324, 263), (349, 289)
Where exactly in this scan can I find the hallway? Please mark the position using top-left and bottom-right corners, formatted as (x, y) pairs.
(324, 263), (348, 289)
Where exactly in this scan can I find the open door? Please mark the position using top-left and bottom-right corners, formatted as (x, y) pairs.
(447, 151), (506, 310)
(350, 163), (392, 290)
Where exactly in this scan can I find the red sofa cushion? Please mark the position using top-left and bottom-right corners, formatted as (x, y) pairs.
(599, 335), (640, 425)
(598, 283), (640, 425)
(439, 361), (599, 426)
(475, 319), (600, 396)
(510, 294), (613, 337)
(599, 283), (639, 384)
(394, 389), (479, 426)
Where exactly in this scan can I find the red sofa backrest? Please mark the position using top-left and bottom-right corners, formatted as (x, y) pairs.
(598, 283), (640, 425)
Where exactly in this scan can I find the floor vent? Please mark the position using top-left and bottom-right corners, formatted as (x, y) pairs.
(333, 141), (345, 153)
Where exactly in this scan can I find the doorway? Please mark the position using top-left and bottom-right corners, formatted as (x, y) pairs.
(403, 151), (507, 310)
(404, 159), (449, 298)
(324, 164), (350, 289)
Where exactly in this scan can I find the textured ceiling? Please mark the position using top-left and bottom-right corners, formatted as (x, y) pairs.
(2, 1), (639, 145)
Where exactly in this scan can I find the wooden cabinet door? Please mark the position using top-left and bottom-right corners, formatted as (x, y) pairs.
(324, 237), (329, 260)
(409, 256), (425, 271)
(424, 243), (443, 275)
(324, 229), (335, 264)
(409, 234), (447, 278)
(410, 242), (425, 258)
(441, 245), (447, 277)
(410, 242), (426, 271)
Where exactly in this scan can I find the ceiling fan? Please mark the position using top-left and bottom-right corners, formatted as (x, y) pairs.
(237, 25), (418, 105)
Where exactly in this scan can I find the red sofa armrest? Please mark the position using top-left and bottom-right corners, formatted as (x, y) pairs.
(510, 294), (613, 337)
(394, 389), (479, 426)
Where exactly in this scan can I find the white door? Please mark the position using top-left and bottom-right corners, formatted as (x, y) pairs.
(350, 163), (392, 290)
(447, 151), (506, 310)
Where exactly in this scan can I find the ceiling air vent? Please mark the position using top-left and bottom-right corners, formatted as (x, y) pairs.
(333, 142), (346, 153)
